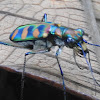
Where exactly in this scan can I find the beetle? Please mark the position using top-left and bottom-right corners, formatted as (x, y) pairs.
(0, 13), (100, 100)
(9, 15), (87, 53)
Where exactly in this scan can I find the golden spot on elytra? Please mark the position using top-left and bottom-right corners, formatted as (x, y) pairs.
(54, 24), (61, 27)
(21, 26), (29, 39)
(11, 29), (18, 40)
(74, 31), (80, 38)
(57, 24), (61, 27)
(43, 33), (48, 38)
(33, 29), (40, 38)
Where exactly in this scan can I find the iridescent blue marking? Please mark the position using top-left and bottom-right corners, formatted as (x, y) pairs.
(74, 36), (78, 40)
(38, 25), (46, 37)
(50, 25), (58, 35)
(46, 22), (52, 23)
(28, 25), (34, 32)
(67, 34), (72, 38)
(26, 26), (34, 38)
(76, 28), (84, 35)
(38, 25), (45, 32)
(77, 33), (82, 37)
(59, 27), (65, 30)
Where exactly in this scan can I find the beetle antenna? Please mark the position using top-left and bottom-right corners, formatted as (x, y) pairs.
(78, 43), (100, 87)
(87, 51), (96, 95)
(0, 41), (26, 49)
(83, 39), (100, 47)
(0, 41), (10, 46)
(55, 48), (66, 100)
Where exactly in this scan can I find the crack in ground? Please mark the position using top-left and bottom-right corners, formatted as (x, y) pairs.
(0, 48), (16, 64)
(0, 10), (41, 21)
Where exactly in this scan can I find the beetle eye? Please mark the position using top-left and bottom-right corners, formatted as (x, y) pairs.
(66, 38), (76, 48)
(67, 38), (75, 43)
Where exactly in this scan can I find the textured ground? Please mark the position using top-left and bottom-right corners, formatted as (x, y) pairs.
(0, 0), (100, 99)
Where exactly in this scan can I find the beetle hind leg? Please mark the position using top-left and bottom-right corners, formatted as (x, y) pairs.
(41, 13), (47, 22)
(20, 49), (50, 100)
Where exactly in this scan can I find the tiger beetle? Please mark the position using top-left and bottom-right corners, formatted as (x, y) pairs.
(0, 13), (100, 100)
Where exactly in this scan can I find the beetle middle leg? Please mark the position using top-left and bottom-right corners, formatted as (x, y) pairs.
(55, 47), (66, 100)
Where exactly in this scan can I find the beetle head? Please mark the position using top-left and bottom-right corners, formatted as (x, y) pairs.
(64, 28), (88, 55)
(65, 37), (88, 55)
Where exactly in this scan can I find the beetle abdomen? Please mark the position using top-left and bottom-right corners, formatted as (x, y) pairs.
(10, 23), (51, 42)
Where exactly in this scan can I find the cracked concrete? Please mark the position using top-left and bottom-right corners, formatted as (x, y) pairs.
(0, 0), (100, 99)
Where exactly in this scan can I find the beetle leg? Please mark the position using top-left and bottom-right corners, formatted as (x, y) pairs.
(78, 43), (100, 87)
(44, 39), (53, 51)
(73, 49), (84, 70)
(32, 40), (35, 50)
(20, 49), (50, 100)
(55, 47), (66, 100)
(41, 13), (47, 22)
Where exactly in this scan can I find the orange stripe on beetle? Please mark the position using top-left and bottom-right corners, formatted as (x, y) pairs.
(21, 26), (29, 39)
(11, 29), (18, 40)
(75, 31), (81, 37)
(55, 28), (62, 37)
(32, 29), (40, 38)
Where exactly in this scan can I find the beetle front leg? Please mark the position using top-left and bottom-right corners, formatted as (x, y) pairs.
(73, 49), (84, 70)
